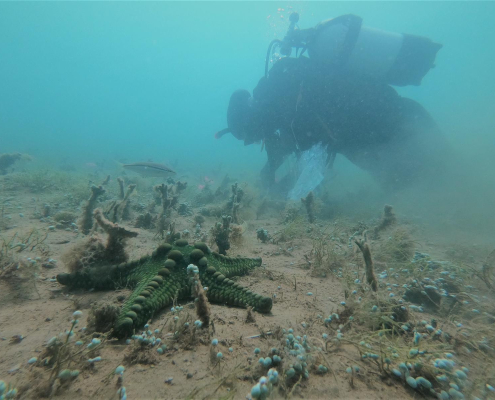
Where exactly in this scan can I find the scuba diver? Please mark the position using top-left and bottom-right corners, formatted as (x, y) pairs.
(216, 14), (447, 196)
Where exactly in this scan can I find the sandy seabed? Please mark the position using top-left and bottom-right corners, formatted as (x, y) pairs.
(1, 169), (494, 400)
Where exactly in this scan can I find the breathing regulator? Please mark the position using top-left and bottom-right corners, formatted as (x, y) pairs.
(266, 13), (442, 86)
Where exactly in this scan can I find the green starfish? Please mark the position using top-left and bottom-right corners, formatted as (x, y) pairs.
(56, 240), (272, 337)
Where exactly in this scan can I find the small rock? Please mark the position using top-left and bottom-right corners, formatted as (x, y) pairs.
(164, 377), (173, 385)
(10, 335), (23, 344)
(8, 365), (20, 374)
(186, 373), (193, 379)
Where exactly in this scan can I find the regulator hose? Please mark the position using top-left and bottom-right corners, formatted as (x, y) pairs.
(265, 39), (282, 78)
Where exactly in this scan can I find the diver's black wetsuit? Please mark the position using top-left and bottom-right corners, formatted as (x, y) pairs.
(249, 57), (448, 192)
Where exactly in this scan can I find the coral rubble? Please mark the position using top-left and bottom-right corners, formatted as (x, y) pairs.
(211, 215), (232, 255)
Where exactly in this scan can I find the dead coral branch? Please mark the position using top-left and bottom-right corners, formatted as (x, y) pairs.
(155, 184), (173, 213)
(193, 279), (211, 328)
(79, 185), (105, 235)
(212, 215), (231, 255)
(374, 205), (396, 235)
(101, 175), (111, 186)
(155, 184), (173, 238)
(154, 182), (187, 238)
(93, 208), (138, 264)
(354, 238), (378, 292)
(117, 177), (125, 199)
(230, 182), (244, 224)
(301, 191), (315, 223)
(107, 183), (136, 222)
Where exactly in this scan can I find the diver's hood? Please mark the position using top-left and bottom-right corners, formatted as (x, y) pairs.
(215, 89), (259, 144)
(227, 89), (252, 141)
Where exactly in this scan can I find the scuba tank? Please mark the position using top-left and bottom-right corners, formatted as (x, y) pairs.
(269, 13), (442, 86)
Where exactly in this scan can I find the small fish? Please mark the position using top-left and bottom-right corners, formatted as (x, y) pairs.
(122, 162), (176, 178)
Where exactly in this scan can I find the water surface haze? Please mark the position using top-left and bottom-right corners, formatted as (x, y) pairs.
(1, 1), (494, 236)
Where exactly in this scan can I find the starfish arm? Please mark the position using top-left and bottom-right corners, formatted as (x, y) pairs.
(56, 243), (176, 289)
(113, 246), (191, 338)
(200, 267), (272, 313)
(207, 252), (263, 278)
(113, 270), (190, 338)
(56, 267), (117, 290)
